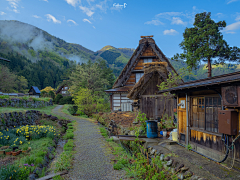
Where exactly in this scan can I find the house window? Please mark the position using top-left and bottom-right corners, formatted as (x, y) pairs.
(143, 58), (152, 63)
(62, 91), (66, 94)
(191, 96), (221, 133)
(136, 73), (144, 83)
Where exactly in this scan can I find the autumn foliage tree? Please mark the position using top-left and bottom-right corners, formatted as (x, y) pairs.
(173, 12), (240, 77)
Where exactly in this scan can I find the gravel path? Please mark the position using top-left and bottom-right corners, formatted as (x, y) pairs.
(52, 105), (126, 180)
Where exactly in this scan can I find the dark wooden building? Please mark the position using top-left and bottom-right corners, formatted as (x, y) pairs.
(127, 62), (175, 119)
(105, 36), (178, 112)
(158, 71), (240, 161)
(56, 84), (70, 96)
(28, 86), (41, 98)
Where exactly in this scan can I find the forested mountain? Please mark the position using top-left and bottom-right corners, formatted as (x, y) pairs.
(95, 45), (135, 76)
(0, 20), (238, 92)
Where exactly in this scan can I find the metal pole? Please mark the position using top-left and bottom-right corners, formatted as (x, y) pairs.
(186, 93), (189, 148)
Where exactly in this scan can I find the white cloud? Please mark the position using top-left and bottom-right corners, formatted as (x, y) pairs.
(223, 21), (240, 33)
(67, 19), (78, 25)
(83, 18), (92, 24)
(171, 17), (186, 25)
(41, 0), (48, 2)
(227, 0), (239, 4)
(144, 20), (164, 26)
(163, 29), (178, 35)
(33, 15), (41, 18)
(0, 11), (6, 15)
(79, 6), (94, 17)
(93, 26), (95, 29)
(45, 14), (61, 24)
(65, 0), (80, 7)
(156, 12), (183, 20)
(7, 0), (21, 13)
(193, 6), (196, 10)
(236, 14), (240, 21)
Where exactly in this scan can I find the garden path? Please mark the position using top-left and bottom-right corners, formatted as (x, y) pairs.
(52, 105), (126, 180)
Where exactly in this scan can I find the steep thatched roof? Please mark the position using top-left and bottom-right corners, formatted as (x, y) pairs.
(127, 62), (168, 100)
(112, 37), (179, 89)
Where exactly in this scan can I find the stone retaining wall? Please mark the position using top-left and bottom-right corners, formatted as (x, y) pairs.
(0, 110), (42, 130)
(0, 98), (53, 108)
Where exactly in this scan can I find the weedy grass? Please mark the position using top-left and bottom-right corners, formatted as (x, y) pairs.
(54, 120), (77, 172)
(99, 126), (179, 180)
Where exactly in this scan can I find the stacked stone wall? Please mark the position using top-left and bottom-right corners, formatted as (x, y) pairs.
(0, 98), (53, 108)
(0, 110), (42, 130)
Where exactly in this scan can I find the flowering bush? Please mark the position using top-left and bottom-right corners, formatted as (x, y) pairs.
(0, 125), (57, 146)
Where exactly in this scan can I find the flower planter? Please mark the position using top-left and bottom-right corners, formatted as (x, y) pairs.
(5, 151), (12, 155)
(0, 146), (9, 150)
(12, 150), (21, 156)
(0, 150), (5, 155)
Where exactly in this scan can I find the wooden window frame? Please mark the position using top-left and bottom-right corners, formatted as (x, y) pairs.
(190, 95), (221, 133)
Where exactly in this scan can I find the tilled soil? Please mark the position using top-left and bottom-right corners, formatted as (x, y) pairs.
(52, 105), (127, 180)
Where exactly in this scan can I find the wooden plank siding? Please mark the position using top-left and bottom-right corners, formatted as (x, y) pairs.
(140, 95), (174, 120)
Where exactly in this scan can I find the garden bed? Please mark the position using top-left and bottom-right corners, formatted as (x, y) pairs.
(0, 114), (69, 180)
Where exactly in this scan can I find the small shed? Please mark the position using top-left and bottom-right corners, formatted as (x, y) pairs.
(28, 86), (41, 98)
(158, 71), (240, 161)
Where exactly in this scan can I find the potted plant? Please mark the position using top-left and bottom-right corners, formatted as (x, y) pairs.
(12, 148), (21, 156)
(5, 148), (12, 155)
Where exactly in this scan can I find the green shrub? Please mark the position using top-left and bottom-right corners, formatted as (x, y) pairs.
(67, 123), (73, 127)
(54, 94), (63, 104)
(59, 96), (74, 105)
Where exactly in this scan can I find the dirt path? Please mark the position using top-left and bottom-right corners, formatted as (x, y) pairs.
(52, 105), (126, 180)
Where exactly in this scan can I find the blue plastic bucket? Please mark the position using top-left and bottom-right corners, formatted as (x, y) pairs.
(146, 120), (158, 138)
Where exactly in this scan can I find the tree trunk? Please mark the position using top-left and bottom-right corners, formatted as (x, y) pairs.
(207, 57), (212, 78)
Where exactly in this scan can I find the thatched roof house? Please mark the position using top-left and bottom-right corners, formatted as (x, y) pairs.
(105, 36), (178, 113)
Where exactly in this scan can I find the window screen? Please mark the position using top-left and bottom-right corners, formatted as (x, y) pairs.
(136, 73), (144, 83)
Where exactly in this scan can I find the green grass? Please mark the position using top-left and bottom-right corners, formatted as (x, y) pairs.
(61, 104), (72, 116)
(54, 120), (77, 173)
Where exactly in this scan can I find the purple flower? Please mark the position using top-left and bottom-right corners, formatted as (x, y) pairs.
(31, 164), (34, 166)
(24, 164), (28, 166)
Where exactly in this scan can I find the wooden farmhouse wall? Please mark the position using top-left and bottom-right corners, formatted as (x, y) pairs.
(112, 93), (133, 111)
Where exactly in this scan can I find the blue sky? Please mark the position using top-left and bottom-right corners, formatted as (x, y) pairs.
(0, 0), (240, 58)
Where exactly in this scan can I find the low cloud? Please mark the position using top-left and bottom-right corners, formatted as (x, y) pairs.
(33, 15), (41, 18)
(79, 6), (94, 17)
(171, 17), (187, 25)
(83, 18), (92, 24)
(144, 20), (164, 26)
(0, 12), (6, 15)
(45, 14), (61, 24)
(163, 29), (178, 35)
(67, 19), (78, 25)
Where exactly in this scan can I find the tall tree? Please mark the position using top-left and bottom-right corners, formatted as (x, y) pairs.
(69, 60), (109, 95)
(173, 12), (240, 77)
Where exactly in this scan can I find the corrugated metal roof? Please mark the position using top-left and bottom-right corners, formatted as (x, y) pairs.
(158, 71), (240, 93)
(32, 86), (41, 94)
(105, 86), (133, 93)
